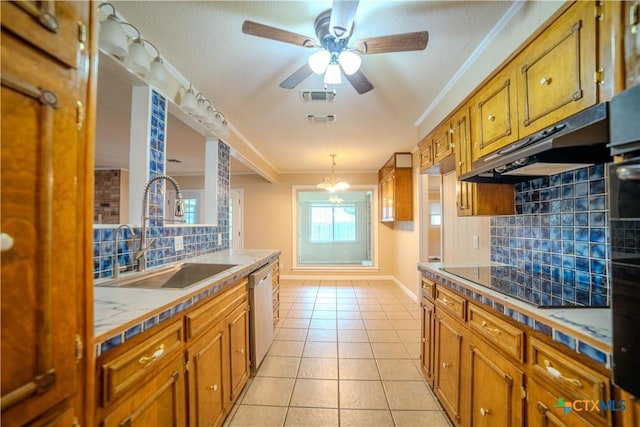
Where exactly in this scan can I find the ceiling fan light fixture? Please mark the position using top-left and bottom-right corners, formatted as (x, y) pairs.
(308, 50), (331, 74)
(338, 50), (361, 75)
(324, 63), (342, 85)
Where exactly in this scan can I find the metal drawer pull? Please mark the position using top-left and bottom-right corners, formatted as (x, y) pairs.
(481, 321), (501, 335)
(543, 360), (583, 388)
(540, 77), (552, 85)
(209, 384), (218, 391)
(487, 114), (495, 122)
(442, 297), (455, 306)
(138, 344), (165, 365)
(480, 408), (490, 416)
(616, 165), (640, 181)
(236, 348), (245, 355)
(442, 362), (451, 368)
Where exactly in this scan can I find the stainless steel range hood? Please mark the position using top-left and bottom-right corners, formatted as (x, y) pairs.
(460, 103), (611, 183)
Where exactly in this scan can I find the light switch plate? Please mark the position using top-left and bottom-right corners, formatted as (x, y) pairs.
(174, 236), (184, 251)
(217, 233), (222, 245)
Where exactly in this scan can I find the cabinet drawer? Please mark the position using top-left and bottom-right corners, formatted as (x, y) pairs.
(185, 278), (248, 340)
(102, 320), (183, 406)
(529, 337), (611, 425)
(435, 287), (466, 321)
(468, 303), (524, 362)
(421, 278), (435, 301)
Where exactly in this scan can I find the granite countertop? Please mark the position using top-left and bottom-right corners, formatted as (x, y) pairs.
(418, 262), (613, 367)
(94, 249), (280, 344)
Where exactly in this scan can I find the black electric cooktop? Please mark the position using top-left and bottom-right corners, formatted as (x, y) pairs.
(440, 266), (593, 308)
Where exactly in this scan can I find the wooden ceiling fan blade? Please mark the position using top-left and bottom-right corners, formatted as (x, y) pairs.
(344, 69), (374, 94)
(280, 63), (314, 89)
(242, 21), (316, 48)
(355, 31), (429, 54)
(330, 0), (359, 39)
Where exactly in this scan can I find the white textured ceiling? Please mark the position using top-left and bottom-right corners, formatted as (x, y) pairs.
(97, 1), (516, 176)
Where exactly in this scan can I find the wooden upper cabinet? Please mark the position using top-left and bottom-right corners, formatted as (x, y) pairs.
(419, 137), (435, 172)
(0, 1), (87, 69)
(470, 66), (518, 162)
(379, 153), (413, 222)
(516, 0), (598, 136)
(433, 125), (454, 164)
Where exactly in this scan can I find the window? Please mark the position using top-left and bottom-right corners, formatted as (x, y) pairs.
(295, 188), (375, 268)
(310, 205), (356, 242)
(182, 198), (198, 225)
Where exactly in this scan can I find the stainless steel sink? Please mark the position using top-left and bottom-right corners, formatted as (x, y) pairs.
(96, 263), (237, 289)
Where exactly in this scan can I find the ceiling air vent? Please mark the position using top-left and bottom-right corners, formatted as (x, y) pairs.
(306, 114), (336, 123)
(299, 89), (336, 102)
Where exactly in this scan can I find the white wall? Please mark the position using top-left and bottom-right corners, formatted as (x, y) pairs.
(442, 172), (491, 265)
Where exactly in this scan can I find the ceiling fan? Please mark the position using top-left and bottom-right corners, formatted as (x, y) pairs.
(242, 0), (429, 94)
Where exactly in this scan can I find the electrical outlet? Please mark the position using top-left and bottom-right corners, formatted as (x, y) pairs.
(217, 233), (222, 246)
(473, 235), (479, 249)
(174, 236), (184, 251)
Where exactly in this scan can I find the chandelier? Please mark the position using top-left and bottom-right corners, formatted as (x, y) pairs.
(317, 154), (349, 193)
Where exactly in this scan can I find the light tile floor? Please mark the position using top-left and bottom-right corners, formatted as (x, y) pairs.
(224, 279), (453, 427)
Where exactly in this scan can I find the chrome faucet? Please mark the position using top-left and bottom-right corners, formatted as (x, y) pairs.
(135, 174), (185, 272)
(113, 224), (136, 279)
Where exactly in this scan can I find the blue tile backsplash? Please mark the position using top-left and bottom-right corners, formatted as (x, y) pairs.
(491, 165), (610, 307)
(93, 91), (231, 279)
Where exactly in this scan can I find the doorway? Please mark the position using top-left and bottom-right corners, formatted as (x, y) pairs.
(230, 189), (243, 249)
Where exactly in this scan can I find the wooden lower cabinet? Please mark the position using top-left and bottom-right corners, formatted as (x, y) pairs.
(97, 278), (251, 427)
(186, 321), (226, 427)
(468, 337), (525, 427)
(227, 302), (250, 404)
(102, 356), (186, 427)
(434, 309), (465, 425)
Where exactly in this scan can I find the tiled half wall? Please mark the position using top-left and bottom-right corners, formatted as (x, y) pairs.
(490, 164), (610, 307)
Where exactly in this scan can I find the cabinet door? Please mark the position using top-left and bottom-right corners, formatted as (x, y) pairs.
(102, 356), (186, 427)
(471, 66), (518, 162)
(187, 322), (226, 427)
(419, 139), (435, 172)
(0, 1), (86, 68)
(452, 108), (474, 216)
(420, 298), (436, 386)
(227, 303), (250, 403)
(1, 24), (83, 426)
(434, 310), (464, 425)
(433, 125), (453, 163)
(379, 174), (394, 222)
(527, 379), (590, 427)
(468, 340), (524, 427)
(516, 1), (598, 136)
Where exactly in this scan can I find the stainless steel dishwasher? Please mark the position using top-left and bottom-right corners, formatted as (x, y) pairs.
(248, 262), (275, 375)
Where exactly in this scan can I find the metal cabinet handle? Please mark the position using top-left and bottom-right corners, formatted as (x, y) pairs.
(540, 77), (552, 85)
(481, 321), (501, 335)
(0, 233), (14, 251)
(138, 344), (165, 365)
(442, 362), (451, 368)
(616, 165), (640, 181)
(442, 297), (455, 306)
(209, 384), (218, 391)
(480, 408), (491, 416)
(487, 114), (495, 122)
(236, 348), (245, 355)
(543, 359), (583, 388)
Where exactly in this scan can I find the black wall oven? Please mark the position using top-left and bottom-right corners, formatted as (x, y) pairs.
(610, 83), (640, 398)
(610, 157), (640, 398)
